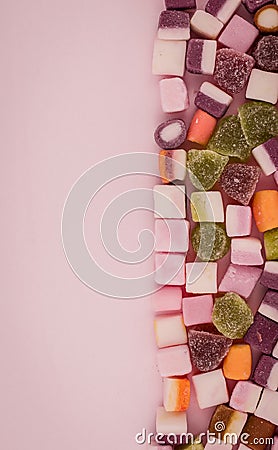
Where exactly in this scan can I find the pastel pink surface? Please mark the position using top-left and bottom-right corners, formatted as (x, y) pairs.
(182, 295), (213, 326)
(152, 286), (182, 313)
(218, 15), (259, 53)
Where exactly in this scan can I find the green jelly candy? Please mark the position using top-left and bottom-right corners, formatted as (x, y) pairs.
(212, 292), (254, 339)
(208, 115), (251, 161)
(191, 223), (230, 261)
(264, 227), (278, 260)
(176, 436), (204, 450)
(239, 101), (278, 148)
(187, 149), (229, 190)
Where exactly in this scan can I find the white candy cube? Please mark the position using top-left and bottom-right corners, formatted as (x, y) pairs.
(190, 10), (224, 39)
(154, 314), (187, 348)
(153, 185), (186, 219)
(156, 406), (187, 435)
(152, 39), (187, 76)
(160, 77), (189, 113)
(186, 262), (217, 294)
(231, 237), (264, 266)
(229, 381), (263, 413)
(246, 69), (278, 105)
(226, 205), (252, 237)
(157, 344), (192, 376)
(155, 253), (185, 286)
(255, 388), (278, 425)
(192, 369), (229, 409)
(191, 191), (224, 222)
(151, 286), (182, 313)
(155, 219), (190, 253)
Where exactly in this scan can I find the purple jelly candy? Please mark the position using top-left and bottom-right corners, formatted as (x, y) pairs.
(214, 48), (255, 95)
(245, 0), (273, 13)
(253, 355), (278, 390)
(165, 0), (196, 9)
(188, 326), (232, 372)
(244, 313), (278, 354)
(154, 119), (187, 150)
(253, 36), (278, 73)
(258, 290), (278, 323)
(220, 164), (261, 206)
(158, 10), (190, 29)
(260, 262), (278, 291)
(186, 39), (216, 75)
(194, 82), (233, 119)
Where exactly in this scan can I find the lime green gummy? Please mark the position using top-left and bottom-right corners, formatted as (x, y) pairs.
(264, 227), (278, 260)
(187, 149), (229, 190)
(191, 223), (230, 262)
(207, 115), (251, 161)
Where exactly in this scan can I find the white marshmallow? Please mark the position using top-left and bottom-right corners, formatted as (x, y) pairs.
(186, 262), (217, 294)
(154, 314), (187, 348)
(156, 406), (187, 435)
(152, 39), (187, 76)
(231, 237), (264, 266)
(192, 369), (229, 409)
(190, 10), (224, 39)
(246, 69), (278, 105)
(255, 388), (278, 426)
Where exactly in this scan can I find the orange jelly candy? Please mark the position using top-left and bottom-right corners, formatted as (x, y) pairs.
(223, 344), (252, 380)
(187, 109), (217, 146)
(253, 190), (278, 232)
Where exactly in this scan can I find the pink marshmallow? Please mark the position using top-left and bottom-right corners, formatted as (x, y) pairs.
(182, 295), (213, 326)
(226, 205), (252, 237)
(157, 344), (192, 376)
(192, 369), (229, 409)
(229, 381), (263, 413)
(155, 219), (190, 253)
(272, 436), (278, 450)
(218, 15), (259, 53)
(160, 77), (189, 113)
(219, 264), (262, 298)
(154, 314), (187, 348)
(155, 253), (185, 286)
(152, 286), (182, 313)
(231, 237), (264, 266)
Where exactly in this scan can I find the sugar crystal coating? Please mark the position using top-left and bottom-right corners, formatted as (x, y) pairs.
(264, 227), (278, 260)
(187, 149), (228, 190)
(244, 313), (278, 354)
(253, 354), (278, 390)
(214, 49), (255, 95)
(212, 292), (254, 339)
(191, 223), (230, 261)
(220, 164), (260, 206)
(242, 416), (276, 450)
(154, 119), (187, 149)
(239, 101), (278, 148)
(188, 326), (232, 372)
(253, 36), (278, 73)
(208, 115), (251, 160)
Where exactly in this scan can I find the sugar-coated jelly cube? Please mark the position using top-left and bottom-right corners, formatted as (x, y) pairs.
(242, 415), (276, 450)
(230, 381), (263, 413)
(194, 82), (233, 119)
(154, 119), (187, 149)
(214, 49), (255, 95)
(264, 223), (278, 260)
(220, 164), (260, 206)
(205, 0), (241, 24)
(192, 369), (229, 409)
(258, 289), (278, 322)
(153, 185), (186, 219)
(156, 406), (187, 435)
(219, 264), (262, 298)
(231, 237), (264, 266)
(155, 253), (186, 286)
(158, 10), (190, 40)
(186, 39), (217, 75)
(260, 261), (278, 291)
(160, 78), (189, 113)
(155, 219), (190, 253)
(223, 344), (252, 380)
(255, 388), (278, 426)
(152, 286), (182, 313)
(157, 344), (192, 376)
(253, 355), (278, 391)
(218, 15), (259, 53)
(244, 313), (278, 354)
(163, 377), (190, 411)
(209, 404), (248, 440)
(253, 191), (278, 232)
(190, 10), (223, 39)
(152, 39), (187, 76)
(165, 0), (197, 9)
(253, 36), (278, 72)
(239, 101), (278, 148)
(246, 69), (278, 105)
(252, 138), (278, 176)
(186, 262), (217, 294)
(187, 110), (217, 146)
(245, 0), (273, 12)
(187, 150), (228, 191)
(226, 205), (252, 237)
(154, 314), (187, 348)
(212, 292), (254, 339)
(191, 223), (230, 262)
(183, 295), (213, 326)
(190, 191), (224, 223)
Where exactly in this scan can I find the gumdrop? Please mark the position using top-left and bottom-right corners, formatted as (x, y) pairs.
(238, 101), (278, 148)
(208, 115), (251, 161)
(253, 36), (278, 73)
(212, 292), (254, 339)
(188, 326), (232, 372)
(214, 48), (255, 95)
(220, 164), (260, 206)
(264, 227), (278, 260)
(191, 223), (230, 262)
(187, 149), (229, 190)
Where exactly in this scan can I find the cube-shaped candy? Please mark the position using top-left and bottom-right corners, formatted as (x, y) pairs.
(186, 39), (217, 75)
(160, 78), (189, 113)
(155, 119), (187, 149)
(275, 172), (278, 186)
(187, 110), (217, 147)
(223, 344), (252, 380)
(242, 415), (276, 450)
(273, 341), (278, 359)
(152, 286), (182, 313)
(154, 314), (187, 348)
(244, 313), (278, 354)
(219, 264), (262, 298)
(205, 441), (232, 450)
(253, 355), (278, 391)
(159, 150), (186, 183)
(194, 82), (233, 119)
(155, 253), (185, 286)
(253, 36), (278, 72)
(186, 262), (217, 294)
(231, 237), (264, 266)
(258, 290), (278, 323)
(246, 69), (278, 105)
(245, 0), (274, 13)
(190, 10), (224, 39)
(153, 185), (186, 219)
(260, 262), (278, 290)
(230, 381), (263, 413)
(218, 15), (259, 53)
(152, 39), (187, 76)
(158, 11), (190, 40)
(226, 205), (252, 237)
(183, 295), (213, 326)
(155, 219), (189, 253)
(220, 164), (260, 206)
(163, 376), (190, 411)
(205, 0), (241, 24)
(252, 138), (278, 177)
(255, 388), (278, 426)
(253, 191), (278, 233)
(190, 191), (224, 222)
(165, 0), (197, 9)
(157, 344), (192, 376)
(156, 406), (187, 436)
(192, 369), (229, 409)
(214, 49), (255, 95)
(209, 405), (248, 440)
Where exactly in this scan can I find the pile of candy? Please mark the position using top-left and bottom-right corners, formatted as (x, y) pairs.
(151, 0), (278, 448)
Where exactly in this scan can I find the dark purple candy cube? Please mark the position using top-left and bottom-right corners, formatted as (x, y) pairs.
(244, 313), (278, 354)
(159, 10), (190, 28)
(195, 92), (228, 119)
(253, 354), (278, 389)
(154, 119), (187, 150)
(245, 0), (273, 13)
(205, 0), (226, 16)
(186, 39), (203, 74)
(264, 138), (278, 170)
(165, 0), (196, 9)
(253, 36), (278, 73)
(260, 263), (278, 291)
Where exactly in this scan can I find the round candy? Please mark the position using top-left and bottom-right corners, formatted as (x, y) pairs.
(154, 118), (187, 149)
(212, 292), (254, 339)
(253, 36), (278, 73)
(254, 5), (278, 33)
(191, 223), (230, 261)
